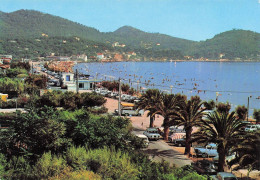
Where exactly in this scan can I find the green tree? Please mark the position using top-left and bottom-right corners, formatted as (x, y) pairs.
(5, 68), (27, 78)
(235, 105), (248, 120)
(155, 93), (185, 140)
(0, 106), (69, 159)
(230, 131), (260, 173)
(174, 96), (206, 156)
(253, 109), (260, 123)
(203, 100), (215, 110)
(122, 83), (130, 93)
(192, 110), (248, 172)
(216, 102), (231, 114)
(137, 89), (161, 127)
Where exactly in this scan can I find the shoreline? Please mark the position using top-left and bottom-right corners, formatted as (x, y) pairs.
(78, 59), (260, 63)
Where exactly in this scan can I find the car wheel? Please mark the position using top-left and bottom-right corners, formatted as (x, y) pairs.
(202, 153), (208, 158)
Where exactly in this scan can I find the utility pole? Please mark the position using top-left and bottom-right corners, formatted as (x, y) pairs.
(216, 92), (219, 106)
(76, 69), (79, 94)
(137, 80), (140, 93)
(247, 96), (252, 121)
(118, 78), (122, 116)
(31, 62), (34, 74)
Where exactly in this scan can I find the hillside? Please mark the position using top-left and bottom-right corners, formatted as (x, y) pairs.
(189, 30), (260, 59)
(107, 26), (196, 51)
(0, 9), (259, 60)
(0, 9), (103, 41)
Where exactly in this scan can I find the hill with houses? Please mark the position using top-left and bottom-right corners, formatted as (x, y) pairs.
(0, 9), (259, 60)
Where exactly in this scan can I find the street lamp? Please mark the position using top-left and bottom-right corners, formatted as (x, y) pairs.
(247, 96), (252, 121)
(170, 85), (173, 94)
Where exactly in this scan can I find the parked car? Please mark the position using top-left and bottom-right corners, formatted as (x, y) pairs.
(109, 92), (118, 98)
(129, 96), (138, 102)
(136, 134), (149, 148)
(194, 143), (218, 158)
(173, 138), (188, 147)
(213, 152), (236, 164)
(192, 160), (217, 175)
(245, 124), (258, 132)
(143, 128), (161, 140)
(169, 126), (185, 133)
(210, 172), (237, 180)
(168, 132), (186, 143)
(121, 94), (131, 101)
(114, 108), (143, 116)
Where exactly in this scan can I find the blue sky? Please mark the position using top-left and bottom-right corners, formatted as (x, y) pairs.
(0, 0), (259, 41)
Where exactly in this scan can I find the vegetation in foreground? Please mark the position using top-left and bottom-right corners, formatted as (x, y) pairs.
(0, 102), (208, 179)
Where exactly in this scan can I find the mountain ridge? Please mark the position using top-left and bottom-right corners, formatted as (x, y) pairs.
(0, 9), (259, 60)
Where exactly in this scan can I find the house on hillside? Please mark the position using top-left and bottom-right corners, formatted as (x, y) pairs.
(78, 78), (102, 90)
(97, 53), (104, 60)
(0, 55), (12, 64)
(0, 64), (10, 74)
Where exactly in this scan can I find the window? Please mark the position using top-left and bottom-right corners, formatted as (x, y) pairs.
(66, 75), (70, 81)
(79, 83), (84, 88)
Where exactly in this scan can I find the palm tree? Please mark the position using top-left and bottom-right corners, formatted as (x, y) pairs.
(235, 105), (247, 120)
(203, 100), (216, 110)
(192, 110), (248, 172)
(173, 96), (206, 156)
(154, 93), (185, 141)
(136, 89), (160, 127)
(230, 131), (260, 175)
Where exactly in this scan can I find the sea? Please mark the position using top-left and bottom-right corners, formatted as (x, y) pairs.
(74, 61), (260, 116)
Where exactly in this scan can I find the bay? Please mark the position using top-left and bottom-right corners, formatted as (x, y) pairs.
(74, 61), (260, 116)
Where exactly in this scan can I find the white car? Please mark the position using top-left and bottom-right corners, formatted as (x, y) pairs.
(211, 172), (237, 180)
(143, 128), (161, 140)
(136, 134), (149, 147)
(245, 125), (258, 132)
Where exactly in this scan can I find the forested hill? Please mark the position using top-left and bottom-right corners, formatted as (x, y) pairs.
(188, 30), (260, 59)
(107, 26), (196, 51)
(0, 10), (195, 51)
(0, 10), (103, 41)
(0, 9), (259, 60)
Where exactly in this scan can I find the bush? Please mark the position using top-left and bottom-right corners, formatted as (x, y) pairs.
(66, 146), (88, 170)
(34, 152), (67, 179)
(17, 73), (28, 78)
(4, 156), (33, 179)
(88, 106), (108, 114)
(0, 153), (7, 175)
(84, 147), (139, 179)
(50, 168), (101, 180)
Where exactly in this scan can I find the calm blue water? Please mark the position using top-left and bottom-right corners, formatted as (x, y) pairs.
(74, 61), (260, 116)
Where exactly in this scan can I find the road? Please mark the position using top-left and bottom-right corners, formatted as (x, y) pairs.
(133, 129), (192, 167)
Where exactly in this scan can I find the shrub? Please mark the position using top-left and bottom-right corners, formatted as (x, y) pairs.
(84, 147), (139, 179)
(0, 153), (7, 175)
(66, 146), (88, 170)
(4, 156), (33, 179)
(34, 152), (67, 179)
(50, 168), (101, 180)
(17, 73), (28, 78)
(88, 106), (108, 114)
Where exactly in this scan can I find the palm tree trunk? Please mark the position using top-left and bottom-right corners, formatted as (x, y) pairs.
(218, 147), (226, 172)
(184, 126), (192, 156)
(163, 118), (169, 141)
(149, 115), (155, 127)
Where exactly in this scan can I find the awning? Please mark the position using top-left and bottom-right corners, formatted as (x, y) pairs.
(121, 102), (135, 107)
